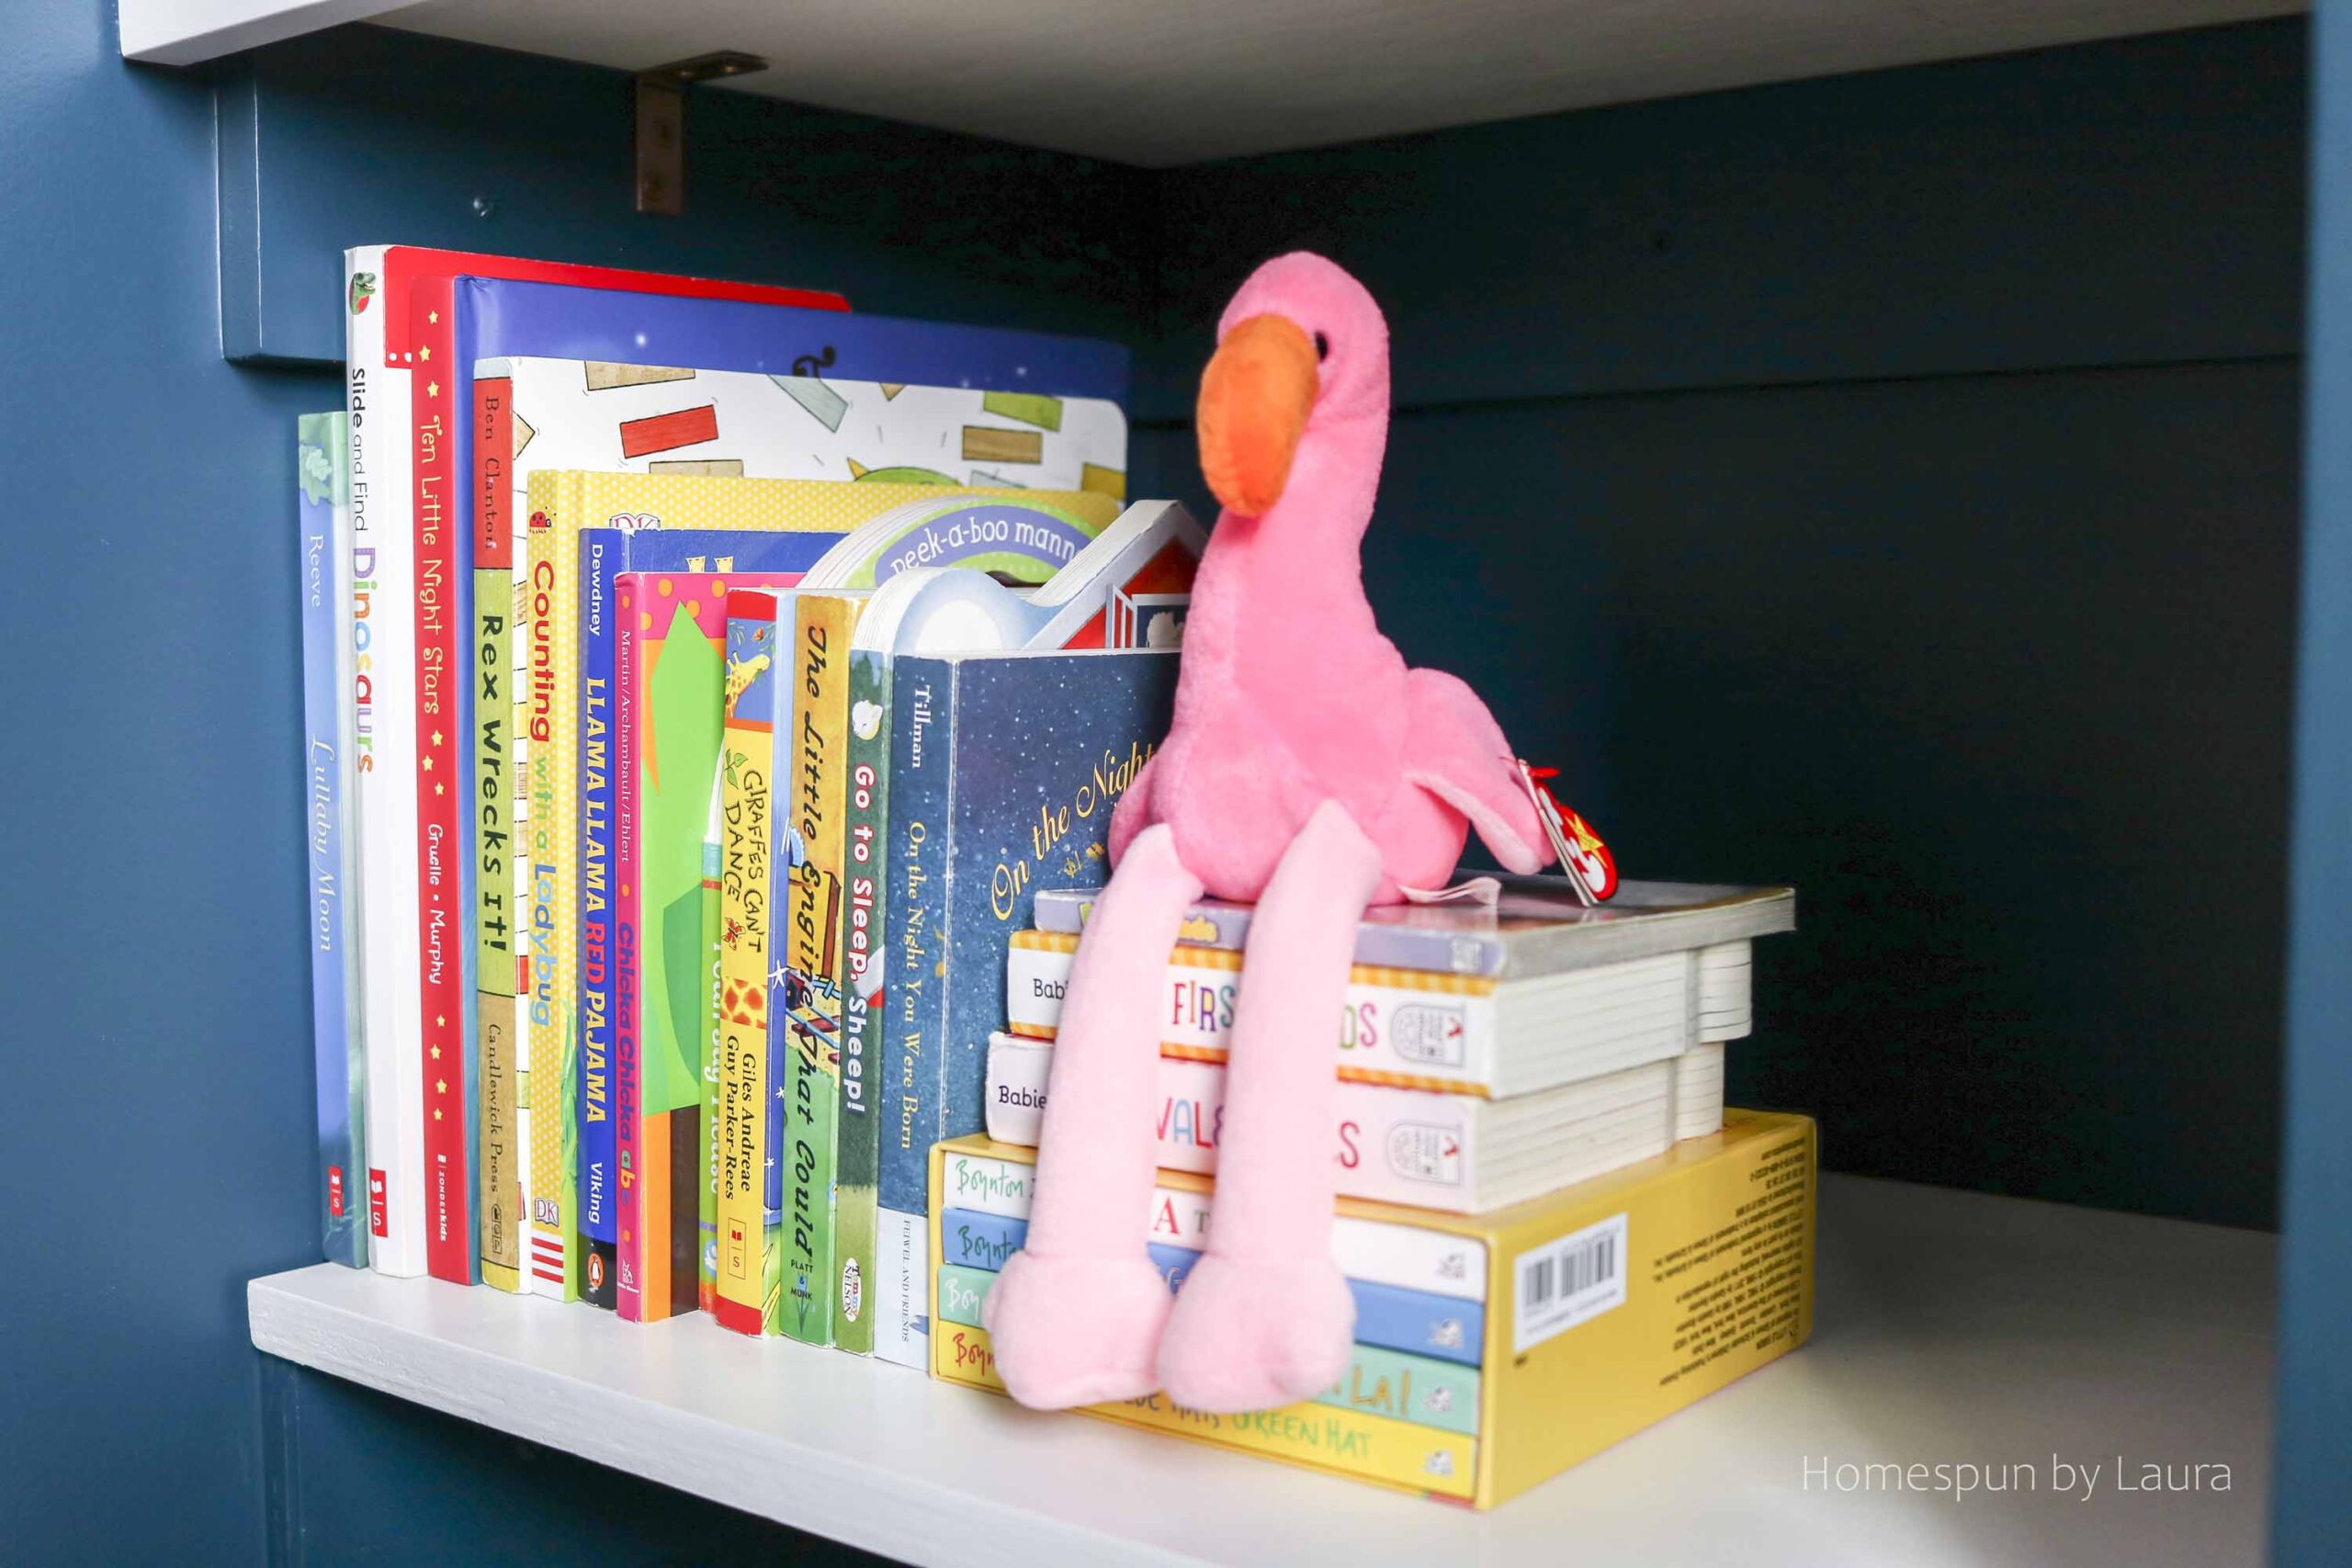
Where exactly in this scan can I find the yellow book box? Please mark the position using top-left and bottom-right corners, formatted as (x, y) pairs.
(929, 1109), (1817, 1509)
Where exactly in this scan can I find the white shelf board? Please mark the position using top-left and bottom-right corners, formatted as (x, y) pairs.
(130, 0), (2301, 163)
(250, 1173), (2276, 1566)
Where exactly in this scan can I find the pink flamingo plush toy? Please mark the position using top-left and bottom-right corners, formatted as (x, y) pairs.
(983, 253), (1554, 1413)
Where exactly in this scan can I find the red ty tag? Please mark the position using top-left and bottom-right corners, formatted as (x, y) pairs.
(1517, 761), (1618, 906)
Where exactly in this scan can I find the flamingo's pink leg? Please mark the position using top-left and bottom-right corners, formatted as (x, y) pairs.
(984, 824), (1203, 1408)
(1156, 799), (1383, 1412)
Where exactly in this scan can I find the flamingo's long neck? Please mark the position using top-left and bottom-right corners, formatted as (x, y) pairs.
(1185, 412), (1395, 739)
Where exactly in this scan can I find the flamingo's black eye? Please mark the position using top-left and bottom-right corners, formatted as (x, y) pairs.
(1314, 332), (1330, 362)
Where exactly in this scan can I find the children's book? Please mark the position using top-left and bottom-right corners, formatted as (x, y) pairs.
(931, 1114), (1817, 1509)
(1030, 878), (1795, 983)
(831, 500), (1202, 1353)
(526, 474), (1120, 1303)
(573, 530), (842, 1309)
(298, 412), (367, 1269)
(983, 1033), (1679, 1211)
(1002, 931), (1760, 1097)
(609, 570), (802, 1322)
(715, 592), (783, 1330)
(350, 244), (842, 1283)
(768, 592), (866, 1344)
(872, 648), (1181, 1369)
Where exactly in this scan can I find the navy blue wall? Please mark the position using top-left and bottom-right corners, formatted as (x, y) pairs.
(0, 5), (2309, 1562)
(1137, 18), (2307, 1230)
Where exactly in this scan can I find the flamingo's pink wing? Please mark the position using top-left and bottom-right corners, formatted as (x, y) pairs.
(1403, 667), (1551, 875)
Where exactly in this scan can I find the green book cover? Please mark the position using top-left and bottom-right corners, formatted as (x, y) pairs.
(831, 643), (891, 1353)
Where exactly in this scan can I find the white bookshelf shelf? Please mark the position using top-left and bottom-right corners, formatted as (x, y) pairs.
(249, 1172), (2275, 1566)
(125, 0), (2294, 162)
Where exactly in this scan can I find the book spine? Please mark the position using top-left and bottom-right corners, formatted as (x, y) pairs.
(876, 659), (952, 1368)
(577, 533), (622, 1310)
(984, 1036), (1502, 1209)
(934, 1148), (1487, 1302)
(345, 247), (425, 1278)
(1026, 890), (1509, 978)
(776, 595), (860, 1346)
(523, 473), (579, 1299)
(470, 368), (521, 1292)
(700, 817), (724, 1314)
(299, 412), (367, 1269)
(937, 1209), (1485, 1366)
(1004, 933), (1502, 1091)
(933, 1323), (1477, 1500)
(925, 1264), (1478, 1436)
(714, 602), (779, 1336)
(831, 646), (891, 1354)
(613, 575), (645, 1320)
(404, 274), (475, 1284)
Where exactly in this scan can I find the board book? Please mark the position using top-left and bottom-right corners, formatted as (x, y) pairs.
(982, 1034), (1683, 1211)
(1029, 882), (1792, 1100)
(1004, 931), (1759, 1096)
(930, 1111), (1817, 1508)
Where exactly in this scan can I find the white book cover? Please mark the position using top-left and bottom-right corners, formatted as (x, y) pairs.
(983, 1035), (1670, 1213)
(345, 246), (426, 1277)
(1003, 933), (1757, 1092)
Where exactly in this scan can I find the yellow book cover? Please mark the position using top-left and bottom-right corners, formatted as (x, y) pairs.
(928, 1110), (1816, 1509)
(522, 472), (1119, 1302)
(776, 592), (867, 1343)
(713, 591), (783, 1336)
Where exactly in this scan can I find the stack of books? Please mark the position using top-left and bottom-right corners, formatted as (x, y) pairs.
(926, 880), (1813, 1506)
(293, 242), (1814, 1513)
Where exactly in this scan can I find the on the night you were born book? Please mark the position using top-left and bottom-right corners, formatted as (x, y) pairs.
(872, 647), (1179, 1369)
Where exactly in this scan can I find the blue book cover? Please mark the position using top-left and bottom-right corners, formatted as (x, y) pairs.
(573, 526), (844, 1308)
(935, 1210), (1487, 1368)
(298, 412), (367, 1269)
(873, 648), (1178, 1366)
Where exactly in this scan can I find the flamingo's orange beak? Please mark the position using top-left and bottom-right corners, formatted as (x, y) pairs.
(1197, 314), (1318, 517)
